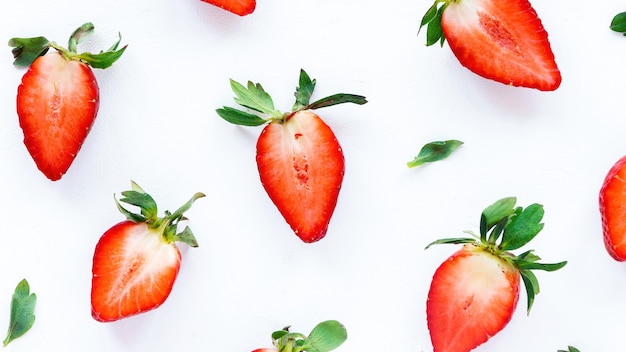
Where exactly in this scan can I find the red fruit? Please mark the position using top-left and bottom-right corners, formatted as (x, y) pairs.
(599, 155), (626, 261)
(10, 23), (126, 181)
(91, 181), (204, 322)
(428, 244), (520, 352)
(201, 0), (256, 16)
(252, 349), (277, 352)
(217, 69), (366, 243)
(426, 197), (566, 352)
(420, 0), (561, 91)
(256, 110), (344, 243)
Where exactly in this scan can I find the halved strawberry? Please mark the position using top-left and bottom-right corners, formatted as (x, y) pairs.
(426, 197), (567, 352)
(201, 0), (255, 16)
(10, 23), (126, 181)
(599, 155), (626, 261)
(419, 0), (561, 91)
(91, 181), (204, 322)
(217, 69), (366, 243)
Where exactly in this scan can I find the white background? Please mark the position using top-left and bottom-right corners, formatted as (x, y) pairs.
(0, 0), (624, 351)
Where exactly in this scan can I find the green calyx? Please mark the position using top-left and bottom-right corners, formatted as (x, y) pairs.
(216, 69), (367, 127)
(425, 197), (567, 314)
(419, 0), (448, 47)
(8, 22), (126, 69)
(115, 181), (205, 248)
(267, 320), (347, 352)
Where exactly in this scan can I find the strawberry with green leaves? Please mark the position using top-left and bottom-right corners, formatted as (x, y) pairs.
(599, 155), (626, 261)
(419, 0), (561, 91)
(201, 0), (255, 16)
(91, 181), (204, 322)
(9, 23), (126, 181)
(252, 320), (347, 352)
(426, 197), (567, 352)
(217, 69), (366, 243)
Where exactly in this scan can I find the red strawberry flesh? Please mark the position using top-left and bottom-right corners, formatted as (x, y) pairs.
(441, 0), (561, 90)
(427, 244), (520, 352)
(91, 221), (181, 322)
(17, 52), (99, 181)
(600, 155), (626, 261)
(256, 110), (344, 243)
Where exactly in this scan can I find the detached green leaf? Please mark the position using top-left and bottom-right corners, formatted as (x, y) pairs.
(558, 347), (581, 352)
(293, 69), (316, 111)
(3, 279), (36, 346)
(230, 79), (281, 116)
(611, 12), (626, 35)
(305, 320), (347, 352)
(500, 203), (544, 250)
(407, 140), (463, 168)
(8, 36), (50, 67)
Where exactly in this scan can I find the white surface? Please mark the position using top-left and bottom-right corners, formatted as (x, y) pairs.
(0, 0), (624, 351)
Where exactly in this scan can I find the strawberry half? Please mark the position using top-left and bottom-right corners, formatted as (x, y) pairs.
(91, 181), (204, 322)
(599, 155), (626, 261)
(201, 0), (256, 16)
(9, 23), (126, 181)
(419, 0), (561, 91)
(217, 69), (366, 243)
(426, 197), (567, 352)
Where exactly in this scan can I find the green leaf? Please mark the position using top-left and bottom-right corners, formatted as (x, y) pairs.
(304, 320), (347, 352)
(293, 69), (316, 111)
(407, 140), (463, 168)
(611, 12), (626, 35)
(500, 203), (544, 250)
(8, 36), (50, 67)
(520, 269), (539, 314)
(119, 189), (159, 220)
(3, 279), (36, 346)
(515, 259), (567, 272)
(175, 226), (199, 248)
(419, 2), (446, 46)
(481, 197), (517, 233)
(305, 93), (367, 110)
(557, 347), (580, 352)
(216, 106), (268, 126)
(230, 79), (281, 116)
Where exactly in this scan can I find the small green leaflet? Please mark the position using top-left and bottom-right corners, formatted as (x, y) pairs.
(304, 320), (347, 352)
(3, 279), (36, 346)
(419, 1), (447, 46)
(611, 12), (626, 35)
(407, 140), (463, 168)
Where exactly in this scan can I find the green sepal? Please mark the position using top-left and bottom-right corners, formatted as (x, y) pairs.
(611, 12), (626, 35)
(520, 269), (539, 314)
(68, 22), (95, 53)
(425, 237), (476, 250)
(114, 181), (204, 246)
(8, 36), (50, 67)
(486, 216), (508, 245)
(407, 140), (463, 168)
(500, 203), (544, 250)
(230, 79), (282, 116)
(303, 320), (347, 352)
(271, 328), (290, 340)
(419, 1), (447, 46)
(558, 347), (581, 352)
(293, 69), (316, 111)
(3, 279), (36, 346)
(216, 106), (268, 126)
(480, 197), (517, 236)
(304, 93), (367, 111)
(9, 22), (126, 69)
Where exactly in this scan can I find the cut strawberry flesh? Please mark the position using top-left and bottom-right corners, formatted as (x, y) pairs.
(600, 156), (626, 261)
(17, 52), (99, 180)
(201, 0), (256, 16)
(256, 110), (344, 243)
(427, 244), (520, 352)
(441, 0), (561, 90)
(91, 221), (181, 322)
